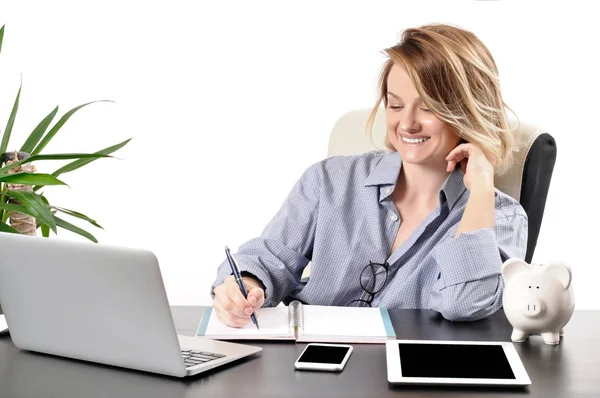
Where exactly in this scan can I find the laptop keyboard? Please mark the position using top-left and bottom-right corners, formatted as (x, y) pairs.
(181, 348), (226, 368)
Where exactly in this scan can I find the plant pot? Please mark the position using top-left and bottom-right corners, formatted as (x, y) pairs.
(1, 151), (37, 235)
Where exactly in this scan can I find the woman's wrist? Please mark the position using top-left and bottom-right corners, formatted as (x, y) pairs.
(455, 181), (495, 236)
(469, 180), (495, 196)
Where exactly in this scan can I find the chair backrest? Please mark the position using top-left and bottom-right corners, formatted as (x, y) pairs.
(328, 108), (557, 263)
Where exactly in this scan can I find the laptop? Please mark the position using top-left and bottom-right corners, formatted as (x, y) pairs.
(0, 233), (262, 378)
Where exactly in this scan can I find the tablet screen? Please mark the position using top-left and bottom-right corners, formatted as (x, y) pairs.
(398, 343), (515, 379)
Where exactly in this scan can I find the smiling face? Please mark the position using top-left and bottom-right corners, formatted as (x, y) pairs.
(385, 63), (461, 169)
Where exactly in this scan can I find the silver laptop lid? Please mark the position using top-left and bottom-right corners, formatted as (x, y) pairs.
(0, 233), (187, 377)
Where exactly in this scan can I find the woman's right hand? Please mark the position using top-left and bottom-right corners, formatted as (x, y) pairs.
(212, 275), (265, 328)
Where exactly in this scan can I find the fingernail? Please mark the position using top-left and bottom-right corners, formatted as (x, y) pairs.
(248, 297), (257, 305)
(245, 307), (254, 315)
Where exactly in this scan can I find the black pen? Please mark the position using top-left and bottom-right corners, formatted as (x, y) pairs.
(224, 246), (259, 330)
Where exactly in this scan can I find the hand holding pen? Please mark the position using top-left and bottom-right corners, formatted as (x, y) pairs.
(212, 246), (264, 329)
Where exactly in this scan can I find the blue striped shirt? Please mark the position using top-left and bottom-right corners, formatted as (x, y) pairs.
(212, 151), (528, 321)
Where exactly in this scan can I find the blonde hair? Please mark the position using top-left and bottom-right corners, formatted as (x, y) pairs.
(367, 23), (519, 175)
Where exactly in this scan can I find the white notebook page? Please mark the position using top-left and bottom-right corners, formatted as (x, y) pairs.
(301, 305), (387, 338)
(203, 306), (292, 339)
(0, 315), (7, 334)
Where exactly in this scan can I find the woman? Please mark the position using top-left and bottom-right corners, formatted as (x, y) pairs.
(211, 23), (528, 326)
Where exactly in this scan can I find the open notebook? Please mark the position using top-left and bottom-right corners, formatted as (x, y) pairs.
(196, 300), (396, 344)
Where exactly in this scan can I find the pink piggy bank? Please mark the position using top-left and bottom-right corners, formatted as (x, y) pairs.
(501, 259), (574, 345)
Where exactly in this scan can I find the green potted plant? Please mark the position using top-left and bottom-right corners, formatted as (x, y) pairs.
(0, 24), (131, 242)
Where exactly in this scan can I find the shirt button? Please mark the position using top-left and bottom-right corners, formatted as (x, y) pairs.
(390, 214), (398, 222)
(385, 187), (392, 194)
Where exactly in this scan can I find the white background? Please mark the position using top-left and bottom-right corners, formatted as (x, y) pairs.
(1, 1), (598, 308)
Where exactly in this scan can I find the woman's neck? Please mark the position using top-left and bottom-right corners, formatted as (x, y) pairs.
(394, 161), (451, 206)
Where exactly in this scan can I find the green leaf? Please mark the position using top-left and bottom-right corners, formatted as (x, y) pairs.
(0, 202), (38, 218)
(31, 100), (113, 156)
(54, 215), (98, 243)
(0, 221), (18, 234)
(0, 81), (22, 156)
(20, 106), (59, 153)
(6, 190), (56, 233)
(0, 25), (5, 56)
(0, 153), (111, 175)
(39, 194), (50, 205)
(0, 172), (67, 186)
(0, 184), (6, 222)
(52, 138), (131, 178)
(51, 206), (103, 229)
(41, 223), (50, 237)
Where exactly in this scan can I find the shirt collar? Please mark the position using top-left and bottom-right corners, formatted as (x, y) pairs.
(364, 151), (402, 187)
(364, 151), (466, 210)
(440, 165), (466, 211)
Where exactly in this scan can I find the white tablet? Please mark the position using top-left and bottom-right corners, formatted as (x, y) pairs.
(386, 340), (531, 386)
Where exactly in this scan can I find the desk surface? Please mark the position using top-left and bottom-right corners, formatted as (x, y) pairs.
(0, 307), (598, 398)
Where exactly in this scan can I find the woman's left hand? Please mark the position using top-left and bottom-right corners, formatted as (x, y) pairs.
(445, 143), (495, 192)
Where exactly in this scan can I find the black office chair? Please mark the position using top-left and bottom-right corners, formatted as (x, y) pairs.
(326, 108), (557, 263)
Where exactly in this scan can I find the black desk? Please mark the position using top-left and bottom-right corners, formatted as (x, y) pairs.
(0, 307), (598, 397)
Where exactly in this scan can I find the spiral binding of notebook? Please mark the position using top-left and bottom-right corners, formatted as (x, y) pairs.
(288, 300), (304, 340)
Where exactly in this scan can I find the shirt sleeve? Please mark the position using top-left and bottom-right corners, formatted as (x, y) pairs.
(428, 210), (528, 322)
(210, 164), (321, 307)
